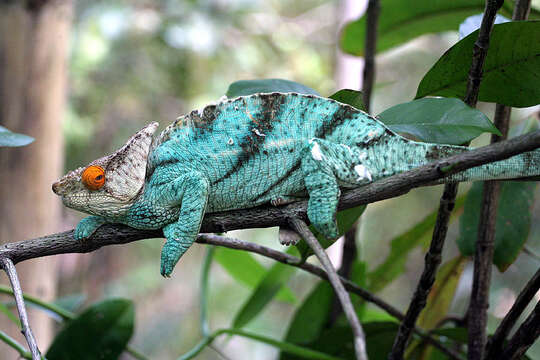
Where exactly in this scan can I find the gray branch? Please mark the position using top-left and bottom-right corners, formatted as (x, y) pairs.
(0, 130), (538, 266)
(0, 258), (41, 360)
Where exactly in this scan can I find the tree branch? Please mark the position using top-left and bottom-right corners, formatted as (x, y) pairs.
(496, 301), (540, 360)
(0, 130), (538, 266)
(0, 258), (41, 360)
(485, 268), (540, 359)
(290, 218), (367, 360)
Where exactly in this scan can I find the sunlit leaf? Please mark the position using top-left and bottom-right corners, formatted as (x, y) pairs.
(46, 299), (134, 360)
(416, 21), (540, 107)
(339, 0), (524, 56)
(328, 89), (366, 111)
(378, 98), (501, 145)
(0, 126), (34, 147)
(226, 79), (319, 97)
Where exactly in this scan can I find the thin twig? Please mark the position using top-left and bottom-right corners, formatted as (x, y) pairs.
(289, 218), (367, 360)
(463, 0), (504, 107)
(0, 258), (41, 360)
(495, 301), (540, 360)
(485, 268), (540, 358)
(389, 183), (458, 359)
(361, 0), (380, 113)
(327, 225), (358, 327)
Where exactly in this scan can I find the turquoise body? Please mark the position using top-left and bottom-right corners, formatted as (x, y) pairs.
(74, 93), (540, 276)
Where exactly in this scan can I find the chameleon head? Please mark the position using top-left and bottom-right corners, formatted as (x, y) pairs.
(52, 122), (159, 218)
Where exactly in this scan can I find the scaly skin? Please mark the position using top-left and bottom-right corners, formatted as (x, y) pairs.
(52, 92), (540, 276)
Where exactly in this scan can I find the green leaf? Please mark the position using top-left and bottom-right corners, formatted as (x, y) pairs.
(367, 196), (465, 293)
(378, 98), (500, 145)
(281, 281), (334, 348)
(339, 0), (519, 56)
(46, 299), (134, 360)
(283, 322), (399, 360)
(215, 247), (296, 303)
(416, 21), (540, 107)
(296, 204), (367, 259)
(457, 181), (537, 271)
(226, 79), (319, 97)
(328, 89), (366, 111)
(232, 262), (296, 329)
(417, 256), (467, 330)
(0, 126), (34, 147)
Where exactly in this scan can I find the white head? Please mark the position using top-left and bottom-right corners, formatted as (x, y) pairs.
(52, 122), (159, 218)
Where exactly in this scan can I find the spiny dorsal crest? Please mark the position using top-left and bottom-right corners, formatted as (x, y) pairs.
(105, 122), (158, 200)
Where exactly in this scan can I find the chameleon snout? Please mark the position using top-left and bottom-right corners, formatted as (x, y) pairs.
(52, 181), (61, 195)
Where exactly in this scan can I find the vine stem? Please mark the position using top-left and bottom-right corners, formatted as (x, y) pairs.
(0, 258), (41, 360)
(290, 218), (367, 360)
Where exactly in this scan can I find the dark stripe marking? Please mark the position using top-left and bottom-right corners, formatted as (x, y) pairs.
(250, 159), (302, 201)
(211, 94), (285, 186)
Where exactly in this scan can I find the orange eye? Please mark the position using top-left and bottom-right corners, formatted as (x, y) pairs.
(82, 165), (105, 190)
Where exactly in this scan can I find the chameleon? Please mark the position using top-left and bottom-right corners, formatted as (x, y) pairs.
(52, 92), (540, 276)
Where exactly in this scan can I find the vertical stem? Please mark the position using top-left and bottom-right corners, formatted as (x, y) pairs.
(388, 183), (458, 359)
(361, 0), (380, 114)
(0, 258), (41, 360)
(469, 1), (530, 359)
(290, 218), (367, 360)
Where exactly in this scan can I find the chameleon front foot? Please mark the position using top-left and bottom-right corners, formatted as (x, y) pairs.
(74, 216), (108, 241)
(160, 238), (192, 277)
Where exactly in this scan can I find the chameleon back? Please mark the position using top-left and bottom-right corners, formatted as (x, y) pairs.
(146, 93), (389, 211)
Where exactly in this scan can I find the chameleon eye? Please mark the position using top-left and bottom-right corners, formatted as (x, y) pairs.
(82, 165), (105, 190)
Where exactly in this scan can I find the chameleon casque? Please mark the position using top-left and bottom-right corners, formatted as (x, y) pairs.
(52, 92), (540, 276)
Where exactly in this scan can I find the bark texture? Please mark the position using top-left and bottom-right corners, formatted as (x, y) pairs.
(0, 0), (72, 354)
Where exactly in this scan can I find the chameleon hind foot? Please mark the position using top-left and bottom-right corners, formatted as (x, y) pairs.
(301, 140), (340, 240)
(279, 227), (302, 245)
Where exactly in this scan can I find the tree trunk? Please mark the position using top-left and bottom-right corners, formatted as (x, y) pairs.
(0, 0), (72, 355)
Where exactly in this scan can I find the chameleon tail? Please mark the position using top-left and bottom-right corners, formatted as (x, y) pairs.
(383, 137), (540, 183)
(443, 147), (540, 182)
